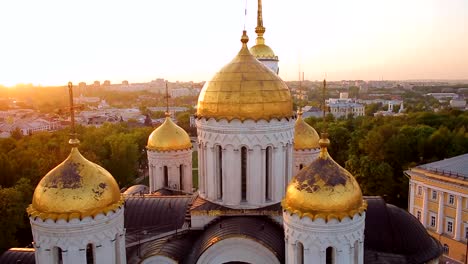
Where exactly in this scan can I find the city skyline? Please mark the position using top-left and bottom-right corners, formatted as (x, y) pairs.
(1, 0), (467, 87)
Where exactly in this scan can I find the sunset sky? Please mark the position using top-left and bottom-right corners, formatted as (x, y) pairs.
(0, 0), (467, 86)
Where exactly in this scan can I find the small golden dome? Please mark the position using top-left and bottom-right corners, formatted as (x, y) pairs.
(294, 110), (320, 150)
(250, 43), (277, 60)
(28, 147), (123, 221)
(147, 113), (192, 151)
(283, 134), (367, 221)
(196, 31), (293, 121)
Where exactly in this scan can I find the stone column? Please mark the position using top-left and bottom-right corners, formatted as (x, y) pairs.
(206, 146), (215, 200)
(437, 191), (444, 234)
(95, 240), (115, 263)
(305, 246), (321, 264)
(63, 247), (86, 264)
(249, 146), (262, 205)
(454, 195), (462, 240)
(198, 143), (204, 195)
(421, 186), (428, 227)
(261, 148), (266, 203)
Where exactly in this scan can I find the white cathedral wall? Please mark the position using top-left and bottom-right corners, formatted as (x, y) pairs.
(283, 211), (365, 264)
(147, 148), (193, 193)
(196, 117), (294, 209)
(293, 148), (320, 176)
(30, 207), (126, 264)
(259, 59), (279, 74)
(196, 237), (280, 264)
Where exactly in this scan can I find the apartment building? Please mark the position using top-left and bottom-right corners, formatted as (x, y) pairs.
(406, 154), (468, 263)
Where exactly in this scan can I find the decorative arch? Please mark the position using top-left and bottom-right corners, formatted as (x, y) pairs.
(141, 255), (177, 264)
(196, 237), (280, 264)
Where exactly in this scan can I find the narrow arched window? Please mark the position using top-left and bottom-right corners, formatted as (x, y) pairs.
(299, 163), (304, 170)
(326, 247), (334, 264)
(296, 242), (304, 264)
(54, 247), (63, 264)
(163, 166), (168, 187)
(241, 147), (247, 202)
(86, 244), (94, 264)
(217, 145), (223, 200)
(179, 165), (184, 191)
(265, 146), (272, 201)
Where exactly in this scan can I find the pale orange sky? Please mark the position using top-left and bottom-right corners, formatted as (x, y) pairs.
(0, 0), (467, 86)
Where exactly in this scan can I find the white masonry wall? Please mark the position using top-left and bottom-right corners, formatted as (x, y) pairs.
(196, 117), (294, 209)
(30, 207), (126, 264)
(293, 148), (320, 176)
(147, 148), (193, 193)
(283, 211), (365, 264)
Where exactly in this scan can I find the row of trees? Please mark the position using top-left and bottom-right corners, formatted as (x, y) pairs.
(0, 123), (154, 252)
(306, 109), (468, 207)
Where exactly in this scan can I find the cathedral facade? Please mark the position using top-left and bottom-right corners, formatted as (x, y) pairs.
(1, 1), (443, 264)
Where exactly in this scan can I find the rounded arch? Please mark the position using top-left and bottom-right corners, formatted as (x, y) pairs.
(141, 255), (177, 264)
(196, 237), (280, 264)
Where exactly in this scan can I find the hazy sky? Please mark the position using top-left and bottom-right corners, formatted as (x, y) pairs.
(1, 0), (467, 86)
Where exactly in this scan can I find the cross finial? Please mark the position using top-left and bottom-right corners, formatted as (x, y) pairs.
(165, 81), (171, 117)
(68, 82), (80, 147)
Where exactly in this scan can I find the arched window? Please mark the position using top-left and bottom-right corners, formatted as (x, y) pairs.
(54, 247), (63, 264)
(265, 146), (272, 201)
(443, 244), (449, 255)
(217, 146), (223, 200)
(296, 242), (304, 264)
(86, 244), (94, 264)
(241, 147), (247, 202)
(179, 165), (184, 191)
(326, 247), (334, 264)
(163, 166), (168, 187)
(299, 163), (304, 170)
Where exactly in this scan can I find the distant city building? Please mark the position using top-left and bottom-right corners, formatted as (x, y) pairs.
(427, 93), (459, 102)
(103, 80), (111, 86)
(93, 81), (100, 87)
(327, 98), (365, 118)
(450, 98), (467, 110)
(406, 154), (468, 264)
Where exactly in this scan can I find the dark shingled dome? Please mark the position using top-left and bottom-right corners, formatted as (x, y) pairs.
(364, 197), (442, 263)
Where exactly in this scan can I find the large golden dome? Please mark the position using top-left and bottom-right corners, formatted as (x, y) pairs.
(294, 110), (320, 150)
(196, 31), (293, 121)
(147, 113), (192, 151)
(283, 135), (367, 221)
(28, 147), (123, 221)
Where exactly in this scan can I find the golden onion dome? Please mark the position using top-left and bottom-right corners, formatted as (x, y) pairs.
(282, 134), (367, 221)
(294, 110), (320, 150)
(250, 43), (277, 60)
(147, 113), (192, 151)
(27, 147), (123, 221)
(196, 31), (293, 121)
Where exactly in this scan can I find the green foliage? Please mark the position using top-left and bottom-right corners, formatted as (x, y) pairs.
(0, 178), (33, 252)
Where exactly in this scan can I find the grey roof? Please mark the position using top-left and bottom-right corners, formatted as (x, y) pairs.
(417, 153), (468, 179)
(124, 196), (193, 245)
(0, 248), (35, 264)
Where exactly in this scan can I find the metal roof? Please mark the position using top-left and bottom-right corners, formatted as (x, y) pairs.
(0, 248), (35, 264)
(418, 153), (468, 179)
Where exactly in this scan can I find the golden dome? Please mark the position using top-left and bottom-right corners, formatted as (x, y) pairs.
(250, 43), (277, 60)
(27, 147), (123, 221)
(147, 113), (192, 151)
(294, 110), (320, 150)
(196, 31), (293, 121)
(250, 0), (278, 60)
(282, 135), (367, 221)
